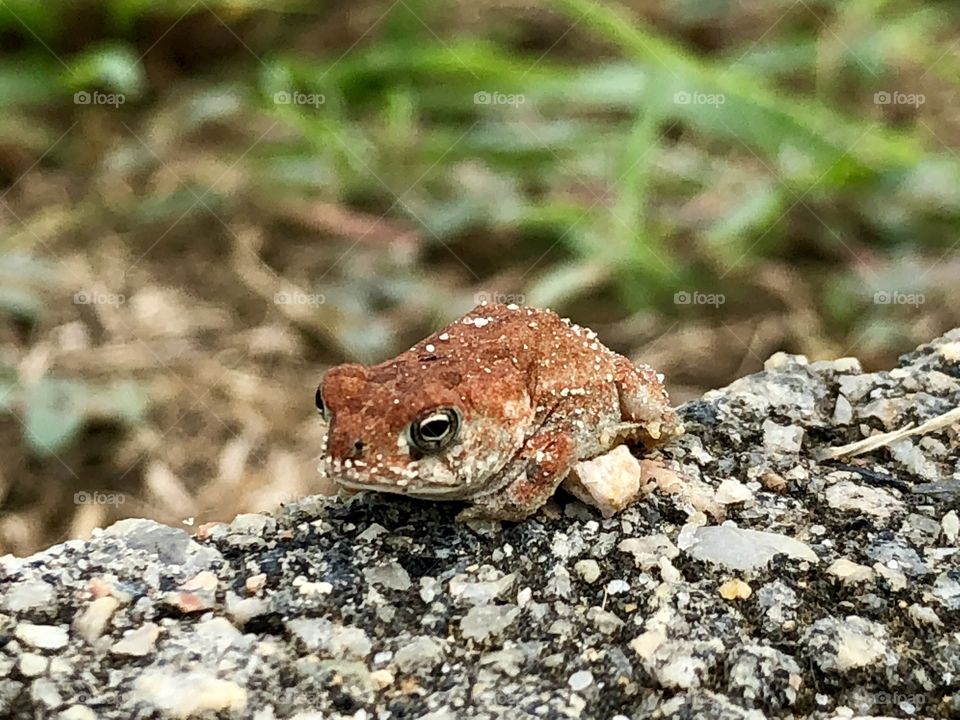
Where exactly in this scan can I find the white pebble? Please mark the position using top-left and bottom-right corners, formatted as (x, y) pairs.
(942, 510), (959, 543)
(568, 670), (593, 691)
(606, 579), (630, 594)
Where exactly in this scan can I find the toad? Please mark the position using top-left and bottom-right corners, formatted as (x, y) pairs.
(316, 302), (683, 520)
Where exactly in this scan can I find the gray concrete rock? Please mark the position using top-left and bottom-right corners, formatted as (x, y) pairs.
(2, 329), (959, 719)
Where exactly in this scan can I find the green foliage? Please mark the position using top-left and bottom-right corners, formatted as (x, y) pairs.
(0, 254), (148, 456)
(1, 0), (958, 320)
(1, 376), (148, 457)
(0, 1), (61, 41)
(0, 253), (56, 323)
(0, 56), (64, 106)
(67, 43), (145, 97)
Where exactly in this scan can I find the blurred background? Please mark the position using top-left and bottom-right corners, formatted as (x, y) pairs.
(1, 0), (959, 555)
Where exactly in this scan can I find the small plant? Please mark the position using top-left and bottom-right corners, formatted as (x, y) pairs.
(0, 373), (147, 457)
(0, 254), (147, 456)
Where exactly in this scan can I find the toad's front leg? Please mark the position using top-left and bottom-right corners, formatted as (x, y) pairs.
(613, 355), (683, 448)
(457, 431), (576, 522)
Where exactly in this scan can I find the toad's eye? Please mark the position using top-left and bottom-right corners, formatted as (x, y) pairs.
(315, 385), (330, 420)
(408, 408), (460, 454)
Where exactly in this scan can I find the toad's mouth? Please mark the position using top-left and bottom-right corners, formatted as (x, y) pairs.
(321, 442), (524, 502)
(331, 476), (477, 500)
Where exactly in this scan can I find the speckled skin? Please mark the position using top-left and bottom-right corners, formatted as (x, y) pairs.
(318, 302), (683, 520)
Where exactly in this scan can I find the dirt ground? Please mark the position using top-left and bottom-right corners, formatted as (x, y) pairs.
(2, 1), (959, 555)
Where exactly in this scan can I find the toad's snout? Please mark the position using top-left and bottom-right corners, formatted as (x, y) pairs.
(324, 421), (370, 461)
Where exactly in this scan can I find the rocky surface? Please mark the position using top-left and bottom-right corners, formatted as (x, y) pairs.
(2, 330), (960, 720)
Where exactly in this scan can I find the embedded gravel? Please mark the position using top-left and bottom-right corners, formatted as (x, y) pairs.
(2, 330), (959, 720)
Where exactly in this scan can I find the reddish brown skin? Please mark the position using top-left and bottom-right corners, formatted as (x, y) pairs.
(318, 302), (683, 520)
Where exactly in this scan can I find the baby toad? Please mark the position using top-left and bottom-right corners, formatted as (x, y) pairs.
(317, 302), (683, 521)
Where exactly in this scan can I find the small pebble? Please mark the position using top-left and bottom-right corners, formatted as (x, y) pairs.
(14, 624), (69, 650)
(110, 623), (160, 657)
(73, 596), (119, 644)
(827, 559), (874, 584)
(568, 670), (593, 691)
(574, 559), (601, 584)
(18, 653), (48, 677)
(714, 479), (754, 505)
(606, 579), (630, 595)
(719, 579), (752, 600)
(943, 510), (959, 543)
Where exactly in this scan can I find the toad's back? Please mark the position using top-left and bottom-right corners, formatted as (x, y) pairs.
(387, 302), (624, 393)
